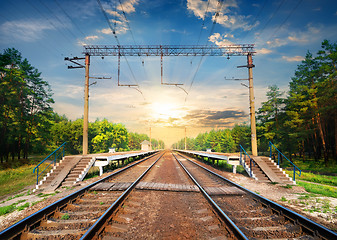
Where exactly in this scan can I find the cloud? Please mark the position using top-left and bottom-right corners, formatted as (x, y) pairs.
(117, 0), (139, 14)
(98, 0), (139, 37)
(266, 38), (288, 48)
(209, 32), (235, 46)
(187, 0), (257, 31)
(187, 0), (237, 19)
(183, 109), (246, 127)
(257, 48), (272, 55)
(288, 35), (308, 43)
(0, 19), (55, 42)
(265, 24), (322, 49)
(282, 56), (304, 62)
(212, 12), (259, 31)
(85, 35), (99, 40)
(101, 28), (113, 34)
(163, 29), (188, 34)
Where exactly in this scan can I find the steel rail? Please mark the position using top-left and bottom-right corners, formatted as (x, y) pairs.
(80, 151), (166, 240)
(172, 152), (248, 240)
(0, 151), (160, 239)
(176, 151), (337, 240)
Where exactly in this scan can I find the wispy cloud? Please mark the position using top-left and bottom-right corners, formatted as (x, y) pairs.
(187, 0), (238, 19)
(265, 23), (322, 49)
(257, 48), (272, 55)
(183, 109), (246, 128)
(209, 32), (235, 45)
(212, 12), (259, 31)
(282, 55), (304, 62)
(117, 0), (139, 14)
(187, 0), (258, 31)
(0, 19), (54, 42)
(98, 0), (140, 37)
(85, 35), (99, 40)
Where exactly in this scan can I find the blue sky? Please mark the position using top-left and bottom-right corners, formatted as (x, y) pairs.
(1, 0), (337, 146)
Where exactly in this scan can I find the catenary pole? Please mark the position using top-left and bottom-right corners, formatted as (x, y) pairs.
(83, 54), (90, 155)
(247, 53), (258, 156)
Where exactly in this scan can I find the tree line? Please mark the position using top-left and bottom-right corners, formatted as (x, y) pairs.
(173, 40), (337, 166)
(172, 125), (250, 153)
(0, 48), (164, 165)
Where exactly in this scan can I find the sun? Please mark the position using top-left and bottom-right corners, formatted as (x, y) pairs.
(150, 102), (183, 120)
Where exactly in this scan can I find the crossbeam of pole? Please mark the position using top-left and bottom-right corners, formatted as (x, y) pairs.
(83, 45), (255, 57)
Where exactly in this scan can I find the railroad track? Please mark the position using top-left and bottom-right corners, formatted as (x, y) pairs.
(2, 150), (336, 239)
(84, 150), (242, 240)
(0, 151), (162, 239)
(174, 151), (337, 240)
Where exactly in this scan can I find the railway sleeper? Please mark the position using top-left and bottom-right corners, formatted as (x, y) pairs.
(22, 228), (85, 240)
(55, 210), (102, 220)
(241, 223), (304, 239)
(234, 215), (286, 227)
(64, 202), (113, 212)
(39, 218), (95, 229)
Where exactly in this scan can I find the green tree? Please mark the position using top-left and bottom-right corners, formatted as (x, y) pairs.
(257, 85), (284, 142)
(0, 48), (53, 163)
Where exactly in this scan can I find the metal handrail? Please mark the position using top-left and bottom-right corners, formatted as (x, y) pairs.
(33, 142), (67, 185)
(269, 141), (301, 182)
(239, 145), (255, 177)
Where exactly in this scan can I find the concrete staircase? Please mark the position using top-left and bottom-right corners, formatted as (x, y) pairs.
(243, 156), (294, 184)
(242, 157), (269, 183)
(61, 156), (94, 187)
(36, 155), (95, 191)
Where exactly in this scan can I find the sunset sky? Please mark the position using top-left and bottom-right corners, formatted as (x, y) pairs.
(1, 0), (337, 147)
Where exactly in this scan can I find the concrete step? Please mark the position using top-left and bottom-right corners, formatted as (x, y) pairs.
(67, 173), (80, 178)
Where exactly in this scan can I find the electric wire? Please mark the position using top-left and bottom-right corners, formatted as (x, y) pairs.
(117, 0), (148, 83)
(240, 0), (268, 42)
(254, 0), (286, 41)
(53, 0), (87, 38)
(0, 13), (63, 58)
(185, 0), (224, 103)
(5, 1), (69, 57)
(25, 0), (74, 51)
(96, 0), (143, 97)
(264, 0), (303, 44)
(196, 0), (211, 46)
(224, 0), (287, 87)
(38, 0), (80, 41)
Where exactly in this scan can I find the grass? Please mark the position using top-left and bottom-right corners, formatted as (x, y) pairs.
(61, 213), (70, 220)
(280, 157), (337, 174)
(0, 200), (30, 216)
(0, 204), (17, 216)
(0, 162), (49, 197)
(280, 196), (287, 202)
(297, 181), (337, 198)
(37, 192), (56, 198)
(296, 172), (337, 187)
(209, 159), (246, 174)
(17, 202), (29, 211)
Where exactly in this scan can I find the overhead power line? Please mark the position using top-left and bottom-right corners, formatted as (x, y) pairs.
(265, 0), (303, 43)
(96, 0), (140, 88)
(196, 0), (211, 46)
(186, 0), (225, 102)
(54, 0), (87, 38)
(254, 0), (286, 41)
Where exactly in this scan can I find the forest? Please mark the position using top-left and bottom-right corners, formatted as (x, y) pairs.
(0, 48), (164, 165)
(173, 40), (337, 166)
